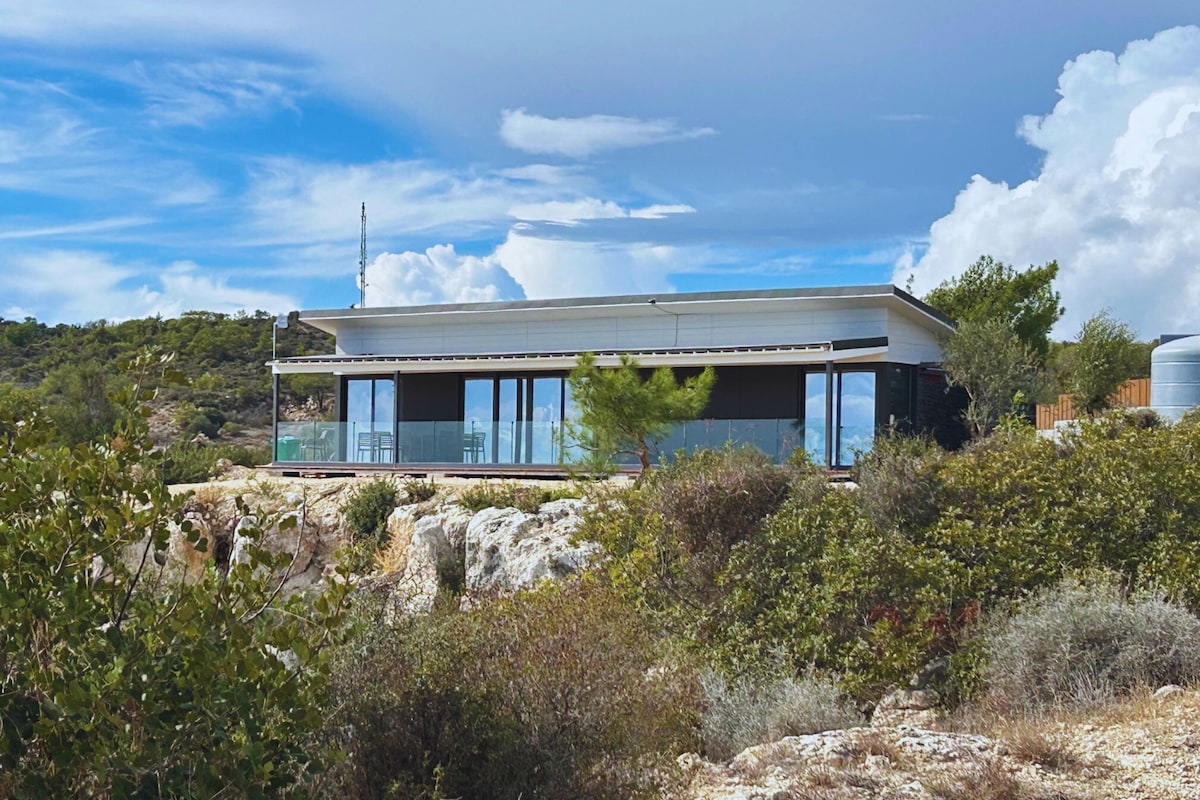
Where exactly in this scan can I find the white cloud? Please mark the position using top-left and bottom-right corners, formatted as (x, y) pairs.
(0, 250), (297, 323)
(243, 155), (695, 244)
(900, 26), (1200, 337)
(363, 245), (520, 307)
(120, 58), (307, 127)
(507, 198), (695, 225)
(499, 108), (715, 158)
(361, 228), (693, 308)
(0, 82), (218, 205)
(493, 230), (678, 298)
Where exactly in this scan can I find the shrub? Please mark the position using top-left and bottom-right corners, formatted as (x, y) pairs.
(457, 481), (577, 513)
(320, 578), (698, 800)
(713, 488), (964, 698)
(581, 446), (794, 635)
(177, 404), (226, 439)
(401, 476), (438, 503)
(157, 442), (269, 484)
(852, 433), (947, 535)
(700, 669), (862, 761)
(979, 573), (1200, 714)
(341, 477), (399, 553)
(0, 351), (350, 798)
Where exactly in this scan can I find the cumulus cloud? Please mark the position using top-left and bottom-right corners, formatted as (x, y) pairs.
(361, 229), (693, 308)
(363, 245), (522, 307)
(0, 250), (297, 322)
(899, 26), (1200, 337)
(499, 108), (715, 158)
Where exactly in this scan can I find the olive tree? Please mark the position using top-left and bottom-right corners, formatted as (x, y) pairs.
(941, 318), (1043, 439)
(567, 353), (715, 472)
(1062, 310), (1143, 417)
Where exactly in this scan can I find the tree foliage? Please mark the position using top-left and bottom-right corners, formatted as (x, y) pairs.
(924, 255), (1063, 357)
(941, 318), (1043, 439)
(1062, 309), (1142, 417)
(567, 353), (715, 471)
(0, 311), (334, 444)
(0, 350), (350, 797)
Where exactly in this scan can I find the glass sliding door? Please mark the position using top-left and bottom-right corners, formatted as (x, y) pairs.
(529, 377), (563, 464)
(463, 378), (493, 464)
(837, 371), (876, 466)
(803, 372), (827, 463)
(802, 368), (877, 468)
(461, 374), (567, 465)
(345, 376), (396, 463)
(496, 378), (519, 464)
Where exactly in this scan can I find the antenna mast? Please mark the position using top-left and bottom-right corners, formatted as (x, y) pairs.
(358, 202), (368, 307)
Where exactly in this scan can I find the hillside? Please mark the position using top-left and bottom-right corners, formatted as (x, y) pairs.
(0, 310), (333, 423)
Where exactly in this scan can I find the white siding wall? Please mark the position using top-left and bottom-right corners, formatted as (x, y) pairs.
(337, 305), (891, 357)
(886, 314), (945, 364)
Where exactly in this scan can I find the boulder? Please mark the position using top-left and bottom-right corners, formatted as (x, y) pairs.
(387, 504), (471, 612)
(464, 498), (598, 593)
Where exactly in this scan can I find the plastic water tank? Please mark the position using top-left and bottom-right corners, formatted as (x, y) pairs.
(1151, 335), (1200, 421)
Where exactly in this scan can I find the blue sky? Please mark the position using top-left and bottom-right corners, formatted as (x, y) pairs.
(1, 2), (1198, 336)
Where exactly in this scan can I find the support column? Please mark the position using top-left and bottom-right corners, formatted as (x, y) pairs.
(271, 370), (280, 462)
(824, 361), (834, 469)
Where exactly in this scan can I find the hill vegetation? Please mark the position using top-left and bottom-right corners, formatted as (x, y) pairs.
(0, 311), (334, 480)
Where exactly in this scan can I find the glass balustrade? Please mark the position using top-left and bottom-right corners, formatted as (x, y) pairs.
(273, 418), (866, 466)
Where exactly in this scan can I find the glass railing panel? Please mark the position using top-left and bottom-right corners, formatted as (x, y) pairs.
(272, 418), (850, 467)
(274, 421), (344, 463)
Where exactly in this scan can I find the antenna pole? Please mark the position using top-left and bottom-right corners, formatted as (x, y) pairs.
(358, 202), (368, 307)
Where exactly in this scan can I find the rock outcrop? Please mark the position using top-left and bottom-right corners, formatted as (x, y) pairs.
(464, 499), (599, 593)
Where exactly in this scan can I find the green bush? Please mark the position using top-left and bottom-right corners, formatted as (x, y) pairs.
(320, 578), (697, 800)
(177, 404), (226, 439)
(457, 481), (578, 513)
(977, 573), (1200, 714)
(0, 351), (350, 798)
(700, 669), (862, 761)
(852, 433), (947, 535)
(158, 442), (269, 485)
(713, 488), (964, 698)
(341, 477), (399, 552)
(401, 476), (438, 503)
(580, 447), (795, 631)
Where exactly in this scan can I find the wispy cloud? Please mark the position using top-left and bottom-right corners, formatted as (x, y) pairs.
(0, 215), (151, 240)
(119, 58), (308, 127)
(499, 108), (715, 158)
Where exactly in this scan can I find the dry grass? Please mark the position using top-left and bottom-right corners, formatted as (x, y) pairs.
(1002, 722), (1083, 772)
(925, 757), (1081, 800)
(847, 728), (902, 765)
(375, 514), (415, 575)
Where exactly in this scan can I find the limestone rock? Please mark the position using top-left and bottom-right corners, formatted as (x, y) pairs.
(388, 505), (465, 612)
(464, 498), (598, 593)
(873, 688), (941, 728)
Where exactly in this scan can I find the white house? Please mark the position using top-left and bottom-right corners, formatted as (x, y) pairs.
(269, 284), (960, 472)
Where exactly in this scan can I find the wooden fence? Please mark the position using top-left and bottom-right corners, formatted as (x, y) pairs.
(1035, 377), (1150, 430)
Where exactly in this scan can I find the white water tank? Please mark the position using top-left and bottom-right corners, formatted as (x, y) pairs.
(1151, 335), (1200, 422)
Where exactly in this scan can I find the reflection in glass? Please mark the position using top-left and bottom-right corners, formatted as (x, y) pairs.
(837, 372), (876, 466)
(803, 372), (827, 464)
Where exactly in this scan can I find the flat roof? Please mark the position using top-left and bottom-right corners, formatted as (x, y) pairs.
(298, 283), (955, 329)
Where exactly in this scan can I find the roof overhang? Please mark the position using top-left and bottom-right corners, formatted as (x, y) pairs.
(271, 340), (889, 375)
(297, 284), (954, 337)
